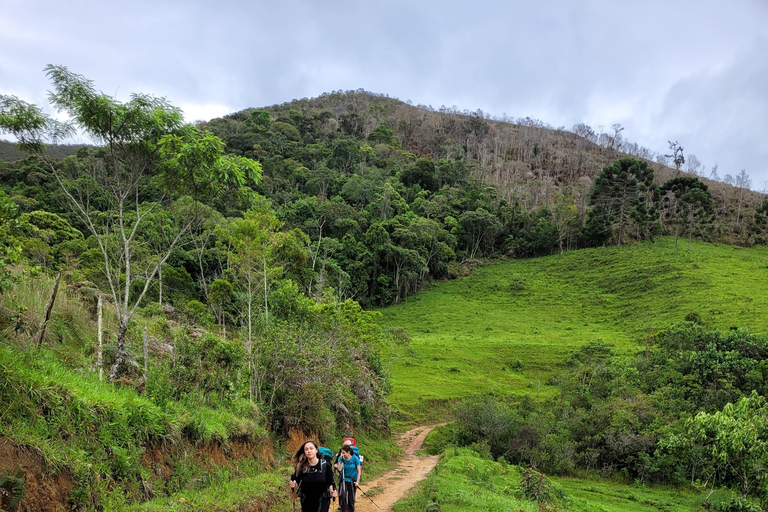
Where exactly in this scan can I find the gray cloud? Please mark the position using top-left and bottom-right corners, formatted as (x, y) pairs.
(2, 0), (767, 184)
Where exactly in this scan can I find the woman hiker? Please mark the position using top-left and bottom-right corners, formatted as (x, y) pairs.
(335, 444), (361, 512)
(290, 440), (337, 512)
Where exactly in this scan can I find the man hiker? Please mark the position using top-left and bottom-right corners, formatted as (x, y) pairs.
(335, 445), (361, 512)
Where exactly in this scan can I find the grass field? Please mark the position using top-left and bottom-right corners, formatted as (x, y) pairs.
(379, 238), (768, 420)
(394, 447), (706, 512)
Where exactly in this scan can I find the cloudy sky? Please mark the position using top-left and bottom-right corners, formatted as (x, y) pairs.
(2, 0), (767, 187)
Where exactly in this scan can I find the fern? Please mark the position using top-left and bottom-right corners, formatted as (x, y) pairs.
(0, 466), (25, 511)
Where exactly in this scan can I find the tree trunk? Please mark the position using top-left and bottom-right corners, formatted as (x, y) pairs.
(108, 321), (138, 382)
(143, 325), (148, 383)
(36, 272), (62, 349)
(97, 295), (103, 381)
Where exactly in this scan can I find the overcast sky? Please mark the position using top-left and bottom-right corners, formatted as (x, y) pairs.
(2, 0), (767, 187)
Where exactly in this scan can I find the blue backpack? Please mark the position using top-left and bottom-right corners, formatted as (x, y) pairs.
(318, 446), (334, 463)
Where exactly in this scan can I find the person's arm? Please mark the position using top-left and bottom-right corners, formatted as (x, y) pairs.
(355, 462), (361, 485)
(325, 461), (337, 496)
(290, 472), (300, 488)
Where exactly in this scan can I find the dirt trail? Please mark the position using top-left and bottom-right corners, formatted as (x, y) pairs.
(352, 425), (441, 512)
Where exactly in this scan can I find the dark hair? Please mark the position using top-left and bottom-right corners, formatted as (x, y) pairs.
(293, 439), (319, 474)
(341, 445), (353, 454)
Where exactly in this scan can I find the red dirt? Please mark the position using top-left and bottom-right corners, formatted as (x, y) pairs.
(0, 436), (74, 512)
(354, 425), (442, 512)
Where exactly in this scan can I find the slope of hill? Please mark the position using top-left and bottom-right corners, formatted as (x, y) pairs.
(379, 237), (768, 420)
(235, 90), (765, 222)
(0, 139), (85, 161)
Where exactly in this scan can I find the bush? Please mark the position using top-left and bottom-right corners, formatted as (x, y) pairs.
(518, 465), (569, 509)
(184, 300), (214, 326)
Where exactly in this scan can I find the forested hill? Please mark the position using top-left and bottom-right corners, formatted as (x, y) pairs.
(0, 139), (84, 161)
(2, 89), (767, 310)
(199, 89), (766, 301)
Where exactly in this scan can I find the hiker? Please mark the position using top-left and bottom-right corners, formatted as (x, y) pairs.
(335, 438), (363, 467)
(317, 446), (335, 512)
(290, 440), (337, 512)
(335, 445), (361, 512)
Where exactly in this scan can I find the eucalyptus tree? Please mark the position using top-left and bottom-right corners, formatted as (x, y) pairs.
(735, 169), (751, 226)
(0, 65), (261, 380)
(665, 140), (685, 176)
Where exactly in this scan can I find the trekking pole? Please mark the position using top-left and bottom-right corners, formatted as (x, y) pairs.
(331, 465), (338, 512)
(355, 484), (380, 509)
(290, 480), (302, 511)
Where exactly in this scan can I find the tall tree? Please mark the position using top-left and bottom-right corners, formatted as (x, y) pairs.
(588, 158), (657, 246)
(735, 169), (751, 226)
(0, 65), (261, 380)
(660, 176), (710, 249)
(685, 392), (768, 501)
(665, 140), (685, 176)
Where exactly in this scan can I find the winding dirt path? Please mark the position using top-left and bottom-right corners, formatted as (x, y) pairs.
(353, 425), (441, 512)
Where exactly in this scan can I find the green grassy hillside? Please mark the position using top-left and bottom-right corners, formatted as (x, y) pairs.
(395, 447), (706, 512)
(379, 237), (768, 419)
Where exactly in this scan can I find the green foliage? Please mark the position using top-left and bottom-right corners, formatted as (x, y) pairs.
(508, 209), (560, 257)
(393, 447), (539, 512)
(438, 320), (768, 501)
(400, 158), (438, 192)
(18, 210), (82, 245)
(367, 124), (394, 144)
(157, 125), (262, 196)
(252, 297), (391, 435)
(124, 472), (287, 512)
(518, 465), (569, 508)
(588, 157), (658, 246)
(207, 278), (234, 327)
(0, 338), (272, 508)
(184, 300), (214, 326)
(660, 176), (714, 249)
(0, 189), (21, 291)
(3, 82), (767, 510)
(396, 445), (701, 512)
(681, 392), (768, 501)
(0, 466), (25, 510)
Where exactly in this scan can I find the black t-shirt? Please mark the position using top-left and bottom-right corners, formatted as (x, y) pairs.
(292, 459), (335, 498)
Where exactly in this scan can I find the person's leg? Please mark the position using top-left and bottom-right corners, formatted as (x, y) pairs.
(301, 495), (321, 512)
(339, 484), (352, 512)
(349, 484), (356, 511)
